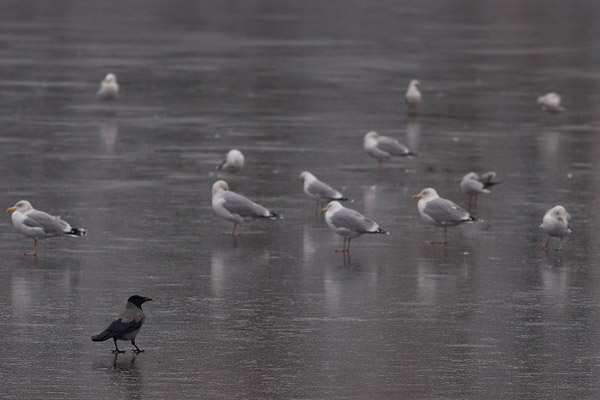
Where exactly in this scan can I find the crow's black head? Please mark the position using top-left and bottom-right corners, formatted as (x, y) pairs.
(127, 295), (152, 308)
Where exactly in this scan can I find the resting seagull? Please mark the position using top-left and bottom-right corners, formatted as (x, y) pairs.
(405, 79), (422, 115)
(216, 149), (245, 173)
(460, 171), (501, 207)
(412, 188), (478, 244)
(363, 131), (415, 168)
(212, 180), (279, 236)
(6, 200), (87, 256)
(299, 171), (348, 214)
(97, 73), (119, 100)
(92, 295), (152, 354)
(537, 92), (564, 113)
(321, 201), (388, 253)
(540, 205), (571, 251)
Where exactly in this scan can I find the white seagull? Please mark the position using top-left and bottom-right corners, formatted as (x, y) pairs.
(537, 92), (564, 113)
(405, 79), (422, 115)
(211, 180), (279, 236)
(363, 131), (415, 168)
(216, 149), (245, 173)
(97, 73), (119, 100)
(412, 188), (478, 243)
(540, 205), (571, 251)
(459, 171), (501, 207)
(321, 201), (388, 253)
(299, 171), (348, 214)
(6, 200), (87, 256)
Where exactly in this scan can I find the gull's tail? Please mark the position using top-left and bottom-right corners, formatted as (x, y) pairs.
(367, 228), (390, 235)
(482, 181), (501, 189)
(65, 228), (87, 237)
(264, 212), (281, 220)
(215, 160), (226, 171)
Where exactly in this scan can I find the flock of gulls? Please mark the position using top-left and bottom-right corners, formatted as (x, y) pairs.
(3, 73), (571, 353)
(206, 81), (570, 253)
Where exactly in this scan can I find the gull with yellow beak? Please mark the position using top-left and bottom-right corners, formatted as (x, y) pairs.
(321, 201), (388, 253)
(6, 200), (87, 256)
(540, 205), (571, 251)
(412, 188), (478, 244)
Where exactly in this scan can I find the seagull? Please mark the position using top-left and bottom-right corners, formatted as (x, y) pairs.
(405, 79), (421, 115)
(321, 201), (388, 253)
(97, 73), (119, 100)
(92, 295), (152, 354)
(537, 92), (564, 113)
(363, 131), (415, 168)
(216, 149), (245, 173)
(299, 171), (348, 214)
(6, 200), (87, 256)
(540, 205), (571, 251)
(211, 180), (279, 236)
(412, 188), (478, 244)
(460, 171), (501, 207)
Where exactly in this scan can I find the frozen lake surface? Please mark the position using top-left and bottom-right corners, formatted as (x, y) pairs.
(2, 1), (600, 399)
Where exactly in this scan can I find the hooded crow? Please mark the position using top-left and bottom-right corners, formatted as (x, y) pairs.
(92, 295), (152, 353)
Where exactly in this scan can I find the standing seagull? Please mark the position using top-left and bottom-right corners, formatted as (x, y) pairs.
(212, 180), (279, 236)
(405, 79), (422, 115)
(460, 171), (501, 207)
(363, 131), (415, 168)
(216, 149), (245, 173)
(412, 188), (478, 244)
(540, 205), (571, 251)
(97, 73), (119, 100)
(92, 295), (152, 354)
(6, 200), (87, 256)
(537, 92), (564, 113)
(321, 201), (388, 253)
(299, 171), (348, 214)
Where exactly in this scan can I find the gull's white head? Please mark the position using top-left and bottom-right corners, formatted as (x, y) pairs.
(364, 131), (379, 143)
(412, 188), (439, 201)
(549, 205), (568, 222)
(321, 200), (343, 214)
(212, 180), (229, 196)
(224, 149), (244, 172)
(463, 172), (479, 181)
(299, 171), (315, 182)
(409, 79), (420, 87)
(6, 200), (33, 213)
(104, 73), (117, 84)
(226, 149), (244, 168)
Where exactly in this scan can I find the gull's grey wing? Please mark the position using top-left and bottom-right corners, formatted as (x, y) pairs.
(307, 179), (343, 200)
(221, 191), (270, 218)
(423, 198), (471, 225)
(376, 136), (411, 156)
(23, 210), (70, 234)
(330, 208), (377, 232)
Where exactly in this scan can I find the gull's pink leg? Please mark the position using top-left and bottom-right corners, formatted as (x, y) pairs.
(541, 237), (550, 250)
(335, 237), (349, 253)
(24, 239), (38, 256)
